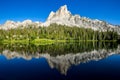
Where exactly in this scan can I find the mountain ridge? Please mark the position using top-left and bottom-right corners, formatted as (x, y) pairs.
(43, 5), (120, 34)
(0, 5), (120, 34)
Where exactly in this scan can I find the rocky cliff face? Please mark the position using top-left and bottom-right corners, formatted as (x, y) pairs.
(43, 5), (120, 34)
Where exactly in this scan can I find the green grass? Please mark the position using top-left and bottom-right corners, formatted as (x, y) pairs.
(1, 39), (30, 44)
(0, 39), (62, 45)
(31, 39), (55, 45)
(0, 39), (117, 45)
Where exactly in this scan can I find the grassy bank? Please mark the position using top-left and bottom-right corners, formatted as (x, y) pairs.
(0, 39), (64, 45)
(0, 39), (117, 45)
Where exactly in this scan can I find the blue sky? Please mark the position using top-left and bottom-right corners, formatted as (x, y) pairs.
(0, 0), (120, 25)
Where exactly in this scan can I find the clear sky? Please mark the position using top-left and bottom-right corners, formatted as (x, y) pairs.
(0, 0), (120, 25)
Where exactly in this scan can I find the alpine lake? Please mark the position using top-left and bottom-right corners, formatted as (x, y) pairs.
(0, 41), (120, 80)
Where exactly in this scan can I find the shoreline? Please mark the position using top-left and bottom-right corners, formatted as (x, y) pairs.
(0, 39), (117, 45)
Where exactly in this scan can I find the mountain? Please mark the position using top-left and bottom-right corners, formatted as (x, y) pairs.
(0, 19), (41, 30)
(43, 5), (120, 34)
(0, 5), (120, 34)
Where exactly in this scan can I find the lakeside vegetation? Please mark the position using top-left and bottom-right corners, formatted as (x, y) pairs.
(0, 24), (119, 44)
(0, 42), (118, 56)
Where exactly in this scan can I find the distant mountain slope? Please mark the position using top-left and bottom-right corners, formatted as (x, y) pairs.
(0, 20), (41, 30)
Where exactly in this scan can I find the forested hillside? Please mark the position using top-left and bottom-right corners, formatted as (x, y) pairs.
(0, 24), (119, 41)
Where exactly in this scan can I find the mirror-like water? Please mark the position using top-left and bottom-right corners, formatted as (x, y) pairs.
(0, 42), (120, 80)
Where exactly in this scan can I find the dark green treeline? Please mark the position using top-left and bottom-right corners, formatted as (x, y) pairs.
(0, 24), (119, 41)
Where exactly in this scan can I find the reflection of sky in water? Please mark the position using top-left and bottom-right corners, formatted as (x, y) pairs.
(67, 54), (120, 80)
(0, 43), (120, 80)
(0, 54), (120, 80)
(0, 56), (62, 80)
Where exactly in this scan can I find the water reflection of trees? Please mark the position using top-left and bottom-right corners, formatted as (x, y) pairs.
(0, 42), (118, 56)
(0, 42), (119, 75)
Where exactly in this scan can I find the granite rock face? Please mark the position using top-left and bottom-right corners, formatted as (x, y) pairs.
(43, 5), (120, 34)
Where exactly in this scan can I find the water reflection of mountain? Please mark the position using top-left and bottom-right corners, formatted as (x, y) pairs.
(0, 42), (120, 75)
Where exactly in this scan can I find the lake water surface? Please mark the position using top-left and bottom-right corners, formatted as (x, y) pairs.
(0, 42), (120, 80)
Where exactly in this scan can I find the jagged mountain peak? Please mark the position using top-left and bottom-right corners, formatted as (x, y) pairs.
(60, 5), (67, 10)
(56, 5), (71, 16)
(47, 5), (71, 21)
(43, 5), (120, 34)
